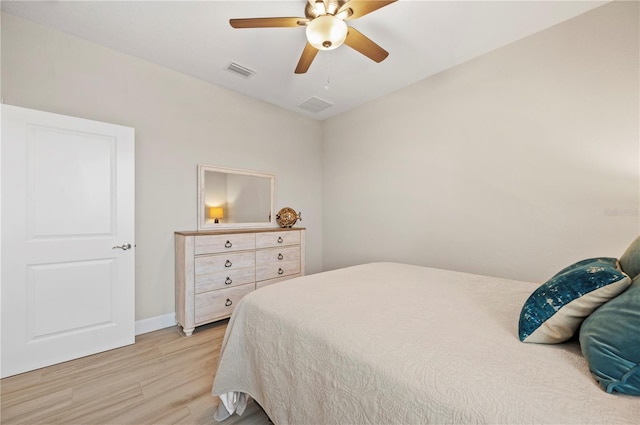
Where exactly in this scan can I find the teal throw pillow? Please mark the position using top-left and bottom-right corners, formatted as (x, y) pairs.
(579, 277), (640, 395)
(518, 258), (631, 344)
(620, 235), (640, 279)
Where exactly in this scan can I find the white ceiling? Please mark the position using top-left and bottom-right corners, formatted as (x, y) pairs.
(1, 0), (608, 120)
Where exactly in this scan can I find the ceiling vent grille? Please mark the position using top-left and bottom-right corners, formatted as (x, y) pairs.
(298, 96), (333, 113)
(225, 62), (255, 78)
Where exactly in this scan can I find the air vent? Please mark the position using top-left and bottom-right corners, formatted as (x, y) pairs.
(225, 62), (255, 78)
(298, 96), (333, 113)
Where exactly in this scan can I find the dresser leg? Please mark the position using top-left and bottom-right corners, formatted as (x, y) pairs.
(182, 327), (194, 337)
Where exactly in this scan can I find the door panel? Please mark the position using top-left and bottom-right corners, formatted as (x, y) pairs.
(28, 259), (115, 338)
(1, 104), (135, 378)
(28, 125), (115, 237)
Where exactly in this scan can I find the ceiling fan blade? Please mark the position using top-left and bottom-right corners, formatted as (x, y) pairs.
(344, 27), (389, 63)
(338, 0), (397, 20)
(295, 42), (319, 74)
(229, 17), (308, 28)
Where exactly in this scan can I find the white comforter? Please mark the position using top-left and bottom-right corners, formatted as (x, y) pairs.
(212, 262), (639, 424)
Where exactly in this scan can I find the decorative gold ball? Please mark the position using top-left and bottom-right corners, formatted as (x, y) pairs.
(276, 207), (301, 228)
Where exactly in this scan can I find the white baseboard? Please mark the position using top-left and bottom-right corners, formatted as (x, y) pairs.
(135, 313), (176, 335)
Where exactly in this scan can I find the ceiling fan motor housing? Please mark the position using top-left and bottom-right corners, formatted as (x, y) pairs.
(304, 0), (348, 19)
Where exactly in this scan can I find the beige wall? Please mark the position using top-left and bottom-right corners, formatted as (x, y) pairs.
(1, 12), (323, 321)
(322, 1), (639, 282)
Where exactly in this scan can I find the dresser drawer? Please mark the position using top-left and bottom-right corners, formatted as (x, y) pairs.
(194, 266), (255, 293)
(256, 231), (300, 249)
(195, 252), (255, 292)
(194, 284), (254, 325)
(194, 233), (255, 255)
(256, 260), (301, 281)
(256, 246), (300, 266)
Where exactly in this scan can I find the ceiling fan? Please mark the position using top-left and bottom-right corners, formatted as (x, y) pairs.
(229, 0), (397, 74)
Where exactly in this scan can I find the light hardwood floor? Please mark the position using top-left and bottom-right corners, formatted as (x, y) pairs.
(0, 320), (271, 425)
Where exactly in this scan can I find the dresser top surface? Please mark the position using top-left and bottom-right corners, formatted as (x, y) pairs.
(175, 227), (305, 237)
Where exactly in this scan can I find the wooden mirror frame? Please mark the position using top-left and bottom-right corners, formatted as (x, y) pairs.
(197, 164), (276, 230)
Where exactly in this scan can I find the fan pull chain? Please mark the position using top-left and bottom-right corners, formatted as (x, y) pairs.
(325, 51), (332, 90)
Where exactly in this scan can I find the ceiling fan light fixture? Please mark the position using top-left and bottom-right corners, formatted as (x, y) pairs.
(306, 15), (348, 50)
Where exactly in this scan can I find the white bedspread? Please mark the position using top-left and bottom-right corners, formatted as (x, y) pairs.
(212, 262), (639, 424)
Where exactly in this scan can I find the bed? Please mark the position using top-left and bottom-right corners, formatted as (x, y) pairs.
(211, 262), (640, 424)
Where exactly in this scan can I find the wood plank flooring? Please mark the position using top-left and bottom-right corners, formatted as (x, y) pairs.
(0, 320), (271, 425)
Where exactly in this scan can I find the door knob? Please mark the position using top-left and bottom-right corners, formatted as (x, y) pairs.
(112, 243), (132, 250)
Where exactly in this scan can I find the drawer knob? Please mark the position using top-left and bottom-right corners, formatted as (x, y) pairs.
(277, 253), (284, 260)
(225, 298), (232, 307)
(225, 277), (232, 285)
(278, 268), (284, 275)
(277, 236), (283, 244)
(225, 260), (232, 268)
(224, 240), (232, 248)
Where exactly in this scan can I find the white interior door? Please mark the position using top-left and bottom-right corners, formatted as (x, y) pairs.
(1, 104), (135, 378)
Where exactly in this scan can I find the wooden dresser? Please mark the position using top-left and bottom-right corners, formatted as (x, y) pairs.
(175, 227), (305, 336)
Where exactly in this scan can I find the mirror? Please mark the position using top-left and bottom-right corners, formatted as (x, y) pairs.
(198, 165), (275, 230)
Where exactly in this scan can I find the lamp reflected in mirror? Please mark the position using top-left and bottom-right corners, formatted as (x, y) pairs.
(209, 207), (224, 224)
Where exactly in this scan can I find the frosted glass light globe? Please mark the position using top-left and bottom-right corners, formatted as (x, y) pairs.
(306, 15), (348, 50)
